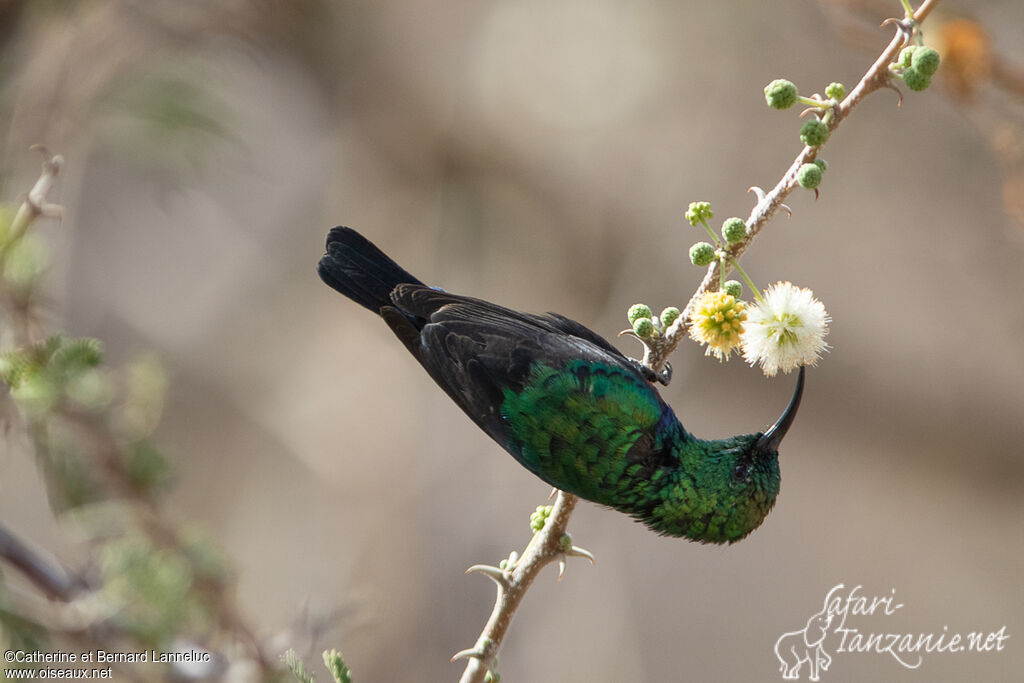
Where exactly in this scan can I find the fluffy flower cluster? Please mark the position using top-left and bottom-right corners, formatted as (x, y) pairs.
(688, 291), (747, 361)
(740, 281), (829, 376)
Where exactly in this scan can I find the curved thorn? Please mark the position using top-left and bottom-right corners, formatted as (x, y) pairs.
(451, 648), (484, 663)
(466, 564), (511, 589)
(813, 188), (820, 200)
(548, 487), (558, 500)
(780, 202), (793, 217)
(882, 80), (905, 107)
(618, 328), (639, 338)
(747, 186), (767, 204)
(557, 557), (567, 581)
(567, 546), (596, 564)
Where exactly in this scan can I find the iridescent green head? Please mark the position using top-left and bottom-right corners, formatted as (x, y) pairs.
(640, 367), (805, 542)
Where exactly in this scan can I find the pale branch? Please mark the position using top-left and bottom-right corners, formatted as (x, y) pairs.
(456, 2), (940, 681)
(644, 0), (940, 375)
(458, 491), (585, 683)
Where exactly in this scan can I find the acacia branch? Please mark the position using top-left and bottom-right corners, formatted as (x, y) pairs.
(458, 491), (581, 683)
(644, 0), (940, 374)
(457, 2), (940, 681)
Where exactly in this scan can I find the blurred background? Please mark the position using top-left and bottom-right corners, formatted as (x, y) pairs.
(1, 0), (1022, 681)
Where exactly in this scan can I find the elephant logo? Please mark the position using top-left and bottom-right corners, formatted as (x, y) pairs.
(774, 591), (837, 680)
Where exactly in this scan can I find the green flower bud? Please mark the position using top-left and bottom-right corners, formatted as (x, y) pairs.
(627, 303), (652, 325)
(632, 317), (656, 338)
(799, 119), (829, 147)
(796, 163), (823, 189)
(813, 158), (828, 172)
(660, 306), (681, 327)
(721, 217), (747, 244)
(825, 82), (846, 100)
(902, 67), (931, 91)
(722, 280), (743, 298)
(560, 533), (574, 553)
(689, 241), (715, 266)
(898, 45), (918, 68)
(530, 505), (553, 532)
(685, 201), (713, 226)
(764, 79), (798, 109)
(911, 46), (940, 76)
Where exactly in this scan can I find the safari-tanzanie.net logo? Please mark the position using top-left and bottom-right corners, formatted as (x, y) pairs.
(773, 584), (1009, 681)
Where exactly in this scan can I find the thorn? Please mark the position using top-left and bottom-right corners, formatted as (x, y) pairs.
(566, 545), (596, 565)
(557, 557), (567, 581)
(882, 80), (905, 107)
(451, 648), (484, 663)
(548, 488), (557, 500)
(779, 202), (792, 217)
(813, 188), (820, 200)
(617, 328), (639, 338)
(747, 186), (768, 204)
(466, 564), (511, 589)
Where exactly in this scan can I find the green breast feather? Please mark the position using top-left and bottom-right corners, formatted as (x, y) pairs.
(499, 359), (780, 543)
(499, 360), (667, 505)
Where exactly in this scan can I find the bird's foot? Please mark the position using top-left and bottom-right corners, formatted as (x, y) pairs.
(629, 358), (672, 386)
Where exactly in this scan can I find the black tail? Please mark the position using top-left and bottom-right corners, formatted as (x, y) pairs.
(317, 227), (424, 313)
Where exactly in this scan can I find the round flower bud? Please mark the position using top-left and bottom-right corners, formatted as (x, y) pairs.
(685, 201), (713, 226)
(799, 119), (829, 147)
(824, 82), (845, 100)
(911, 46), (940, 76)
(902, 67), (931, 92)
(689, 241), (716, 266)
(813, 158), (828, 172)
(660, 306), (681, 327)
(722, 280), (743, 298)
(764, 79), (798, 109)
(796, 163), (823, 189)
(627, 303), (653, 325)
(633, 317), (656, 338)
(898, 45), (917, 68)
(721, 217), (747, 244)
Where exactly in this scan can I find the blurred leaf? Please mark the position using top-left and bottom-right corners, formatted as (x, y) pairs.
(100, 535), (209, 646)
(283, 649), (315, 683)
(123, 439), (174, 494)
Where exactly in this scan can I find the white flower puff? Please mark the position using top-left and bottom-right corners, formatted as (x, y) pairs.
(741, 281), (830, 376)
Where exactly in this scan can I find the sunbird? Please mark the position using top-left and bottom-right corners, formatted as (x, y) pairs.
(317, 227), (804, 543)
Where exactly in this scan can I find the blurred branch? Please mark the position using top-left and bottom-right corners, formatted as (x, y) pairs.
(457, 2), (940, 681)
(0, 523), (78, 602)
(0, 151), (276, 678)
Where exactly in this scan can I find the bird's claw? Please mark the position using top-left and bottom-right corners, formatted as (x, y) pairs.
(629, 358), (672, 386)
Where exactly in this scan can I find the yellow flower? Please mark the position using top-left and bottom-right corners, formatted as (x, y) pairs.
(688, 291), (747, 361)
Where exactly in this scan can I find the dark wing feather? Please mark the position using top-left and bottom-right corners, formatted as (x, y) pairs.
(386, 283), (648, 438)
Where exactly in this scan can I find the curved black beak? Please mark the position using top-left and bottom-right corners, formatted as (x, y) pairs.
(756, 366), (805, 452)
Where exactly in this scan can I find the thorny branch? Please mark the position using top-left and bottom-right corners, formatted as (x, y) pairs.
(458, 2), (940, 681)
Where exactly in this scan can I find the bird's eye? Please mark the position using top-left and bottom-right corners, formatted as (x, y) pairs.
(731, 462), (750, 484)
